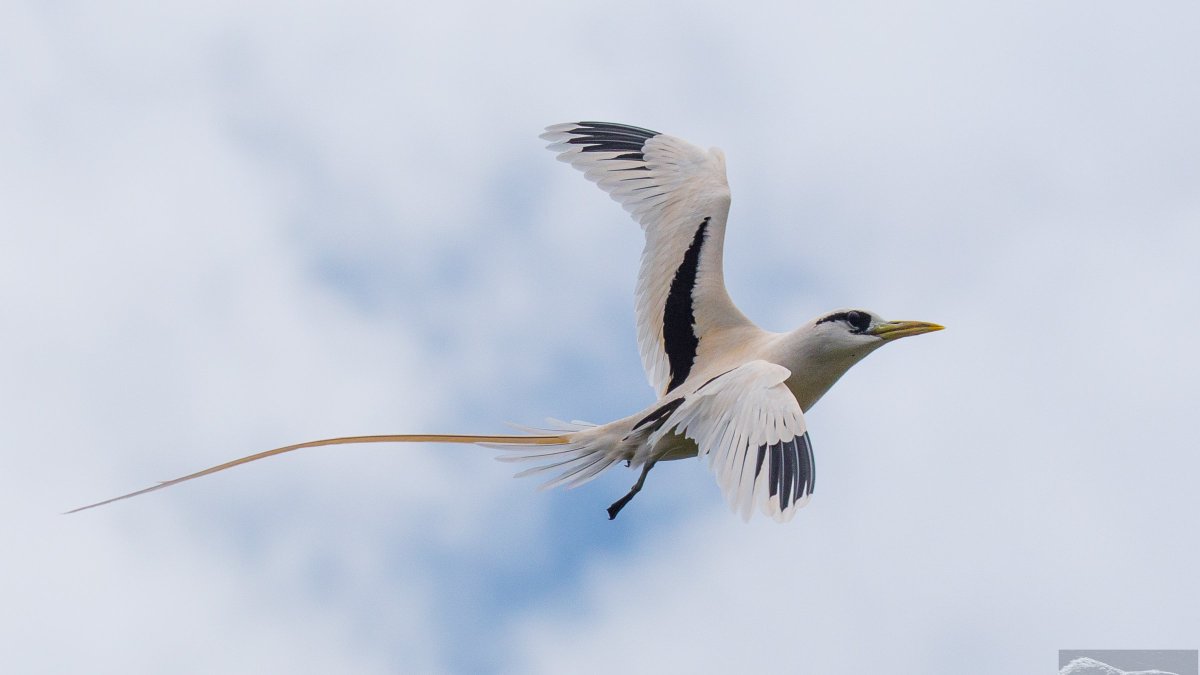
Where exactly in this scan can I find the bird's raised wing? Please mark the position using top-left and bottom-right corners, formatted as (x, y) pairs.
(542, 122), (755, 397)
(653, 360), (813, 522)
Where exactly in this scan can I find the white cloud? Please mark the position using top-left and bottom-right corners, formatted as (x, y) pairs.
(2, 0), (1198, 673)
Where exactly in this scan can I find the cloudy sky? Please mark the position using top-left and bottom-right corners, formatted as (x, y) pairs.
(3, 1), (1198, 673)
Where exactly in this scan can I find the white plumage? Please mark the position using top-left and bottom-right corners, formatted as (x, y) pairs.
(70, 121), (942, 523)
(542, 122), (749, 398)
(654, 360), (812, 521)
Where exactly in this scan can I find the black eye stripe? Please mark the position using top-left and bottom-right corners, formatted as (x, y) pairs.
(817, 310), (872, 333)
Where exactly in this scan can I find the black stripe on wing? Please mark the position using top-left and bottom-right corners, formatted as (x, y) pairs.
(631, 397), (684, 432)
(564, 122), (660, 161)
(662, 217), (709, 392)
(757, 433), (815, 511)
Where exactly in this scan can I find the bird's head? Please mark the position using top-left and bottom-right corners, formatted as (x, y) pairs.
(810, 309), (944, 357)
(777, 309), (943, 410)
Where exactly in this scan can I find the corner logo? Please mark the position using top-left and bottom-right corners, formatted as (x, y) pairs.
(1060, 650), (1198, 675)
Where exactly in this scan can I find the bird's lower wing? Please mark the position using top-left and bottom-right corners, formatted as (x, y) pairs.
(67, 433), (568, 513)
(653, 360), (814, 522)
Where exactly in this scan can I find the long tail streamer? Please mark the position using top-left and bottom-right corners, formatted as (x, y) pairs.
(67, 433), (569, 514)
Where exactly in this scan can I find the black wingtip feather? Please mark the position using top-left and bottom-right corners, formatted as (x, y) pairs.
(575, 121), (660, 138)
(781, 437), (797, 509)
(755, 432), (816, 513)
(562, 122), (662, 162)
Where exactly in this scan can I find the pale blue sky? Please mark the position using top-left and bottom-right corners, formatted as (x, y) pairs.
(2, 1), (1198, 673)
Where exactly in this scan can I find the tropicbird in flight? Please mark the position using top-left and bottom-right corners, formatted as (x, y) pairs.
(70, 121), (942, 522)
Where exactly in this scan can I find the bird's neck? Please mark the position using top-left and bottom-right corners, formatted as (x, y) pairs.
(769, 329), (880, 412)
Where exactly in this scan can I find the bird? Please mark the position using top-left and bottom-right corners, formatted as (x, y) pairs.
(69, 121), (942, 522)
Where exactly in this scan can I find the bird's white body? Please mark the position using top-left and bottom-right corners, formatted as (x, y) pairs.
(499, 311), (895, 521)
(568, 322), (879, 458)
(70, 121), (941, 523)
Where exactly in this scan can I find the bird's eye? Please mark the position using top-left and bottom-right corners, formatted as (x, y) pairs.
(845, 311), (871, 332)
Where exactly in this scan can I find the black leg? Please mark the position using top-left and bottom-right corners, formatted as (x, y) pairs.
(607, 460), (657, 520)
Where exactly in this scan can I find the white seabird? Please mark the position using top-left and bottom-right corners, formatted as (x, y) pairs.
(71, 121), (942, 522)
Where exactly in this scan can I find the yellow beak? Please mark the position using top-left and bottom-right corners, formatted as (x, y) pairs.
(867, 320), (945, 341)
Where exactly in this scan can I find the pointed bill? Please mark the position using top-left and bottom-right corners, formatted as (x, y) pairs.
(867, 320), (944, 341)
